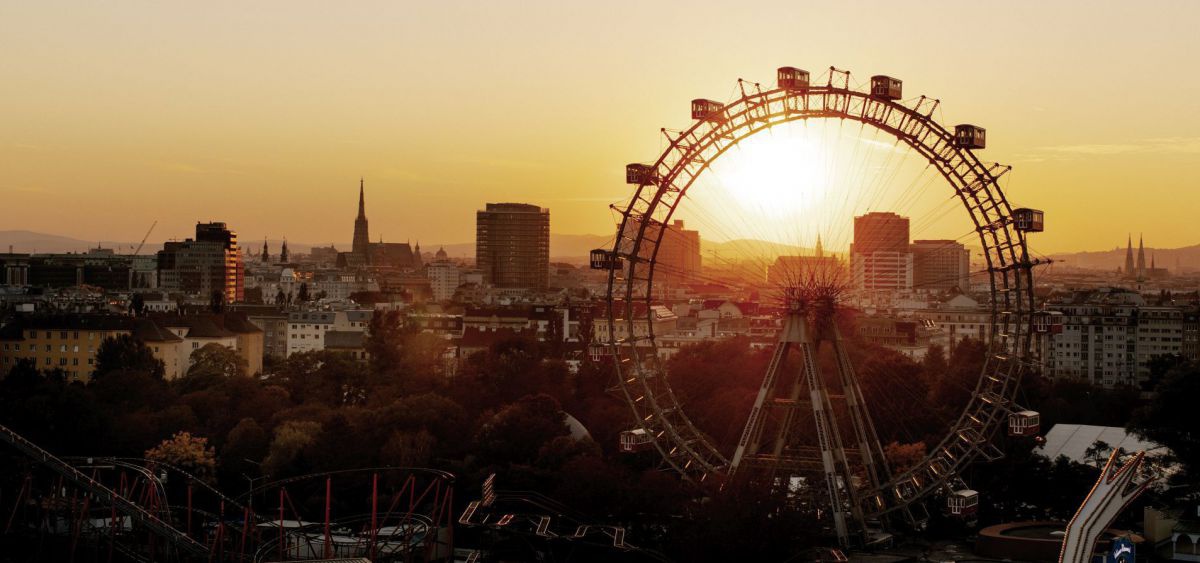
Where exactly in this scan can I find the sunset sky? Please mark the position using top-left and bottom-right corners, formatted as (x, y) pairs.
(3, 1), (1199, 254)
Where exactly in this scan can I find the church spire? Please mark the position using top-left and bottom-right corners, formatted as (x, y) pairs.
(262, 237), (270, 263)
(815, 232), (824, 258)
(357, 177), (366, 220)
(352, 178), (371, 260)
(1124, 234), (1134, 277)
(1136, 234), (1147, 281)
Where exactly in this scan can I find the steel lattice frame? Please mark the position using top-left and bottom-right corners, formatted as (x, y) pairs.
(603, 70), (1036, 520)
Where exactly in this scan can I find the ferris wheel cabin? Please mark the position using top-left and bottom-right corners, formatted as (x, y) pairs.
(946, 489), (979, 517)
(619, 428), (654, 453)
(589, 249), (622, 270)
(870, 75), (903, 100)
(777, 67), (810, 90)
(626, 163), (657, 185)
(1008, 410), (1041, 437)
(1013, 208), (1045, 232)
(954, 124), (987, 149)
(691, 98), (725, 121)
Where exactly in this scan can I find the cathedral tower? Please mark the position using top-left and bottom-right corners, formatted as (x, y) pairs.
(352, 178), (371, 262)
(1124, 234), (1134, 277)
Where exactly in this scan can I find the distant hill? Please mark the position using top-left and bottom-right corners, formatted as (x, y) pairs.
(0, 230), (146, 254)
(1048, 244), (1200, 272)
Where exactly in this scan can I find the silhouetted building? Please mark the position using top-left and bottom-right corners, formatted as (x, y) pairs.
(850, 212), (912, 291)
(157, 222), (244, 302)
(476, 203), (550, 290)
(656, 220), (702, 284)
(352, 177), (371, 261)
(338, 180), (419, 269)
(910, 239), (969, 291)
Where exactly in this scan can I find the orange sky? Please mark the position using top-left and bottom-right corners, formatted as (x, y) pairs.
(3, 1), (1199, 254)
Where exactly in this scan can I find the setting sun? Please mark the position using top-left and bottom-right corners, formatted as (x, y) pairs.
(710, 123), (829, 218)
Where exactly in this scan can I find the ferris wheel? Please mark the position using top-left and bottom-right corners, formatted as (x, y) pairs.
(595, 66), (1056, 546)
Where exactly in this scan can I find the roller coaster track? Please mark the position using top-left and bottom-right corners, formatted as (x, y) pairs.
(0, 422), (209, 558)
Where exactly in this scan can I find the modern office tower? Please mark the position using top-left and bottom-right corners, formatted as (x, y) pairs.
(476, 203), (550, 290)
(850, 212), (912, 291)
(158, 222), (244, 302)
(910, 239), (970, 291)
(655, 220), (702, 284)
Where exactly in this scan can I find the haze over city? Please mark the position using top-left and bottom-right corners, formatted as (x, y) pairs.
(2, 3), (1199, 563)
(5, 1), (1200, 253)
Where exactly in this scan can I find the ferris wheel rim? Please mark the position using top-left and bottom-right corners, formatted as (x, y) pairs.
(603, 71), (1037, 519)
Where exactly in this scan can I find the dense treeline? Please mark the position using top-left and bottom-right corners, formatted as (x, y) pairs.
(2, 310), (1195, 559)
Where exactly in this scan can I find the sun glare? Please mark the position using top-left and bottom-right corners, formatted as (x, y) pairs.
(710, 125), (829, 219)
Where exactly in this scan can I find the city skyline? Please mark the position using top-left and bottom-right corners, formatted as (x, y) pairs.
(5, 1), (1200, 254)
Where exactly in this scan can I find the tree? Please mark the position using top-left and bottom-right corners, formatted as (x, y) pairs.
(210, 290), (225, 313)
(130, 293), (146, 316)
(146, 431), (217, 481)
(262, 420), (323, 477)
(1130, 358), (1200, 483)
(188, 343), (247, 379)
(95, 333), (165, 379)
(474, 394), (570, 465)
(275, 288), (287, 306)
(297, 283), (310, 303)
(221, 418), (269, 479)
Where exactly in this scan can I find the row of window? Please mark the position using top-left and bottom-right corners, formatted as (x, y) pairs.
(1, 356), (92, 367)
(3, 343), (94, 354)
(23, 330), (100, 340)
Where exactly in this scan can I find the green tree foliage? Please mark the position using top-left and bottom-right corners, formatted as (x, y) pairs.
(266, 350), (366, 406)
(262, 420), (322, 477)
(94, 333), (165, 379)
(474, 393), (570, 465)
(146, 431), (217, 481)
(220, 417), (269, 479)
(1130, 357), (1200, 483)
(188, 343), (247, 379)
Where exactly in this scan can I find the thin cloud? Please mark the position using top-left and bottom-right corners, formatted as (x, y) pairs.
(1038, 137), (1200, 156)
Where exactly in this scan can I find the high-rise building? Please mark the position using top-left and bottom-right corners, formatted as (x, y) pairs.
(655, 220), (702, 284)
(476, 203), (550, 290)
(910, 239), (969, 291)
(850, 212), (912, 291)
(157, 222), (244, 302)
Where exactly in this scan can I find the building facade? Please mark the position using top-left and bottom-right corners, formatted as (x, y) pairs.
(157, 222), (245, 302)
(476, 203), (550, 290)
(656, 220), (702, 284)
(910, 239), (970, 291)
(850, 212), (913, 291)
(1041, 288), (1185, 388)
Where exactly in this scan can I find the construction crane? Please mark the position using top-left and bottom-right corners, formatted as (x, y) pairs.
(133, 220), (157, 255)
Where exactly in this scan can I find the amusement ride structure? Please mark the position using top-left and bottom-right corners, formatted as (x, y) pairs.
(596, 66), (1055, 547)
